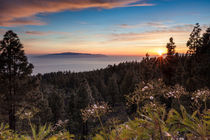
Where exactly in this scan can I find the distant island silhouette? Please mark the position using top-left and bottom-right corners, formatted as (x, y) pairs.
(36, 52), (107, 58)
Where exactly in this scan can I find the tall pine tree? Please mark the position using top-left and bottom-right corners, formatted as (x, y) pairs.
(0, 30), (33, 130)
(163, 37), (178, 85)
(187, 23), (202, 55)
(166, 37), (176, 56)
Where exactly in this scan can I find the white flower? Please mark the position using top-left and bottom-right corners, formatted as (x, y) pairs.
(93, 104), (97, 108)
(125, 124), (130, 129)
(164, 131), (171, 137)
(150, 96), (154, 100)
(142, 86), (149, 91)
(100, 106), (105, 109)
(25, 112), (31, 116)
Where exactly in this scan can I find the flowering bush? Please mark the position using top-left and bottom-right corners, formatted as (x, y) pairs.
(191, 88), (210, 111)
(126, 79), (169, 112)
(81, 102), (110, 122)
(93, 79), (210, 140)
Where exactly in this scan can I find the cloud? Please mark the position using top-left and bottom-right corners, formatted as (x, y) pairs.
(126, 3), (155, 7)
(0, 18), (46, 27)
(25, 31), (53, 36)
(118, 22), (209, 32)
(109, 24), (197, 45)
(118, 21), (170, 29)
(145, 22), (169, 28)
(24, 30), (72, 37)
(0, 0), (154, 27)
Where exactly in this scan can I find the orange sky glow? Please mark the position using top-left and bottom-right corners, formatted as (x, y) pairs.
(22, 30), (190, 56)
(0, 0), (209, 56)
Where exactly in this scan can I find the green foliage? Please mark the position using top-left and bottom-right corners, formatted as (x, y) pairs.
(0, 122), (74, 140)
(0, 123), (20, 139)
(30, 124), (52, 140)
(167, 106), (210, 139)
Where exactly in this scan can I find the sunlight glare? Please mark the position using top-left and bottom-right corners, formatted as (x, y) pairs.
(157, 49), (164, 56)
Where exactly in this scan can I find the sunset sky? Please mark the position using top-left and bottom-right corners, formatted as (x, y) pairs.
(0, 0), (210, 56)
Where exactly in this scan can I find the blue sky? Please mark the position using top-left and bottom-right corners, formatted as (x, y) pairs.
(0, 0), (209, 55)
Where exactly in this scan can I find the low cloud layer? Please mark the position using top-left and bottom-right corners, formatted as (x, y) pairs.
(0, 0), (153, 27)
(118, 22), (169, 29)
(111, 24), (196, 42)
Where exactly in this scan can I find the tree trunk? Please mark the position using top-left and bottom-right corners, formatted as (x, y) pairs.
(8, 55), (16, 131)
(9, 104), (16, 131)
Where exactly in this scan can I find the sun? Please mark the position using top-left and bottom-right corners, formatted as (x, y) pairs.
(157, 49), (164, 56)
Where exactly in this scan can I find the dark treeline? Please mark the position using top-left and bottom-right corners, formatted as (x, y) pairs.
(0, 23), (210, 139)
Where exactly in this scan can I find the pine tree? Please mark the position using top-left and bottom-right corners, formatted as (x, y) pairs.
(196, 27), (210, 88)
(0, 30), (34, 130)
(187, 23), (202, 55)
(163, 37), (178, 85)
(200, 27), (210, 54)
(107, 74), (120, 105)
(48, 89), (65, 123)
(166, 37), (176, 56)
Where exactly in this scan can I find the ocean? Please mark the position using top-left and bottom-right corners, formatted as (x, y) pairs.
(28, 55), (143, 75)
